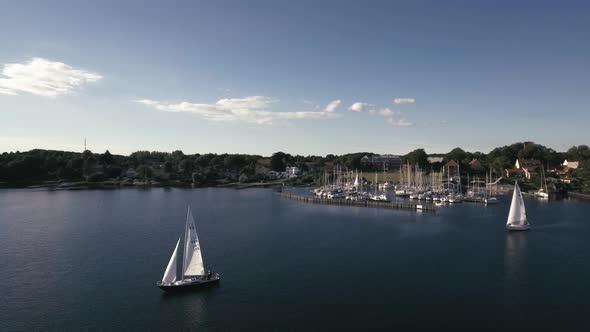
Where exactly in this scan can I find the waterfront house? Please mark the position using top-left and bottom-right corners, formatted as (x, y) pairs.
(469, 158), (483, 171)
(444, 160), (459, 177)
(427, 156), (444, 171)
(562, 160), (580, 171)
(285, 166), (300, 178)
(505, 159), (541, 180)
(427, 156), (444, 164)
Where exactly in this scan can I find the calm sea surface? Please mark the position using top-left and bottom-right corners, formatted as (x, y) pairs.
(1, 187), (590, 330)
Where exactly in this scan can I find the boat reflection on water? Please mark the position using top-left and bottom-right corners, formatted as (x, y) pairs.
(158, 287), (215, 328)
(503, 232), (529, 312)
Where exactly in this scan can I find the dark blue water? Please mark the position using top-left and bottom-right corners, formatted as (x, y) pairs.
(1, 188), (589, 330)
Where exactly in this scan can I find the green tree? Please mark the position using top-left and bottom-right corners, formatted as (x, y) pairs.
(445, 148), (468, 164)
(100, 150), (114, 165)
(271, 152), (290, 171)
(404, 149), (428, 168)
(136, 165), (153, 180)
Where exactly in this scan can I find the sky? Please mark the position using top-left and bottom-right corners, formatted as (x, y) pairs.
(1, 0), (589, 156)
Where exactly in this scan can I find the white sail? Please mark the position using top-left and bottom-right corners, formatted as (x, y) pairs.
(353, 173), (359, 188)
(507, 182), (527, 226)
(161, 237), (181, 284)
(182, 207), (205, 277)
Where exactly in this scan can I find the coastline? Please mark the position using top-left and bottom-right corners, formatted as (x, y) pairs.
(0, 179), (303, 190)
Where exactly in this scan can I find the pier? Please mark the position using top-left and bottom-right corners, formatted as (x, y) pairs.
(276, 192), (436, 213)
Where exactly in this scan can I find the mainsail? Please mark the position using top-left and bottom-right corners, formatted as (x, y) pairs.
(161, 237), (181, 284)
(182, 207), (205, 278)
(507, 182), (527, 226)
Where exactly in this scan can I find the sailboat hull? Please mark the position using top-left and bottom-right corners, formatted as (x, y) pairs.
(157, 276), (220, 292)
(506, 224), (530, 231)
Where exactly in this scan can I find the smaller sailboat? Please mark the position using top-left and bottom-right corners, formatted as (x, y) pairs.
(506, 182), (530, 231)
(536, 166), (549, 199)
(157, 206), (220, 292)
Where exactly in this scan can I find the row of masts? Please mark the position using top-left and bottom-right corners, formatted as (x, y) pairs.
(314, 162), (501, 205)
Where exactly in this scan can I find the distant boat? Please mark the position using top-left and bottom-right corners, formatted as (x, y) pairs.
(157, 207), (220, 292)
(536, 167), (549, 199)
(484, 197), (498, 204)
(506, 182), (530, 231)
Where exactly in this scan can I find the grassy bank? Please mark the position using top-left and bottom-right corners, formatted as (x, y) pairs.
(361, 172), (401, 182)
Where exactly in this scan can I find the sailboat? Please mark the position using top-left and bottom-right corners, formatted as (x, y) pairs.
(506, 182), (530, 231)
(484, 168), (498, 204)
(157, 206), (220, 292)
(536, 166), (549, 199)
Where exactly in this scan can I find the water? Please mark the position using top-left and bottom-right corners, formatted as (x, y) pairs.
(1, 188), (590, 330)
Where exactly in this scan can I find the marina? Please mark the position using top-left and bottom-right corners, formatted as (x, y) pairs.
(304, 163), (515, 213)
(277, 191), (435, 212)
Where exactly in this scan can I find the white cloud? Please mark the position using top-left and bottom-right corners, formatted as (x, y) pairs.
(0, 58), (102, 97)
(135, 96), (341, 125)
(379, 108), (395, 117)
(393, 98), (416, 104)
(348, 102), (373, 112)
(387, 117), (414, 127)
(324, 99), (341, 113)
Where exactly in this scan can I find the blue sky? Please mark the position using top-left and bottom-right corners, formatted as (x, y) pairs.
(1, 0), (589, 156)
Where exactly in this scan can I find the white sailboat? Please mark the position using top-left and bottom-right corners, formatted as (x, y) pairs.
(506, 182), (530, 231)
(157, 206), (220, 291)
(536, 166), (549, 199)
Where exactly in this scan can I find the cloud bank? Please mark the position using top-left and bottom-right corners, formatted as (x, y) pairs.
(0, 58), (102, 97)
(135, 96), (341, 125)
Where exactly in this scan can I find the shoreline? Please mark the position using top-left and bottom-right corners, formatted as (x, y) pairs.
(0, 179), (306, 190)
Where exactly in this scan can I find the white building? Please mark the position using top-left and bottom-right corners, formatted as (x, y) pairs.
(562, 160), (580, 169)
(285, 166), (300, 177)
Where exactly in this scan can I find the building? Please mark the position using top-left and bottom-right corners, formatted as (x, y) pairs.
(427, 156), (444, 164)
(469, 158), (483, 171)
(505, 159), (541, 180)
(444, 160), (458, 177)
(360, 154), (402, 172)
(562, 159), (580, 170)
(285, 166), (300, 178)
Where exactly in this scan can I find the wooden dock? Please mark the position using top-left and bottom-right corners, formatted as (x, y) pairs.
(276, 192), (436, 213)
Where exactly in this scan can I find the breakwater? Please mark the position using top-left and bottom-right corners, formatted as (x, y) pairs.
(277, 192), (436, 213)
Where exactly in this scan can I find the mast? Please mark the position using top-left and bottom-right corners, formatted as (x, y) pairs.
(375, 173), (377, 194)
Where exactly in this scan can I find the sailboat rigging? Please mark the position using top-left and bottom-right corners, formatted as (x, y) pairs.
(157, 206), (220, 292)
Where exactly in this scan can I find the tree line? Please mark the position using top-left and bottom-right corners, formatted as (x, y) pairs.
(0, 142), (588, 191)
